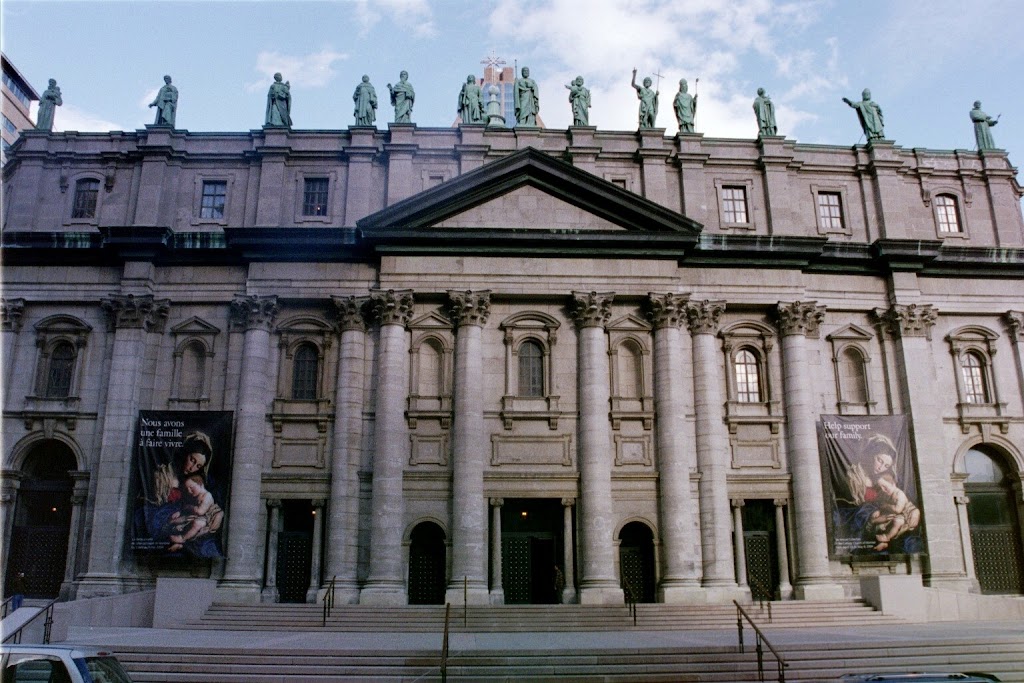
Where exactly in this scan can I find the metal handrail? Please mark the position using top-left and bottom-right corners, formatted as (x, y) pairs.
(734, 600), (787, 683)
(622, 576), (638, 626)
(2, 597), (59, 644)
(747, 576), (774, 622)
(441, 602), (451, 683)
(1, 596), (14, 620)
(321, 575), (337, 626)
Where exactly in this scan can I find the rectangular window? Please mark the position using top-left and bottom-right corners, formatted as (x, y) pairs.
(3, 72), (33, 108)
(71, 179), (100, 219)
(2, 114), (17, 135)
(721, 186), (748, 224)
(200, 181), (227, 219)
(817, 192), (844, 231)
(302, 178), (329, 216)
(935, 195), (962, 233)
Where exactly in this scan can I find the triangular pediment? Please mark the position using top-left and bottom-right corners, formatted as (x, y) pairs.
(826, 323), (874, 342)
(170, 316), (220, 336)
(358, 148), (702, 257)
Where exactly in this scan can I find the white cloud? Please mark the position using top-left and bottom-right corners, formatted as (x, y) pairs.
(246, 49), (349, 93)
(354, 0), (437, 39)
(50, 104), (125, 133)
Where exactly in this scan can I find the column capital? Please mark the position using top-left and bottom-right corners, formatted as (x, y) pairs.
(266, 498), (282, 509)
(448, 290), (492, 328)
(490, 498), (504, 507)
(1, 297), (26, 332)
(873, 303), (938, 341)
(684, 299), (726, 335)
(368, 288), (414, 327)
(102, 294), (170, 332)
(332, 295), (369, 332)
(561, 497), (576, 507)
(776, 301), (826, 338)
(230, 295), (279, 332)
(646, 292), (689, 329)
(311, 498), (326, 508)
(570, 291), (614, 329)
(730, 498), (745, 509)
(1004, 311), (1024, 341)
(954, 495), (970, 506)
(773, 498), (789, 508)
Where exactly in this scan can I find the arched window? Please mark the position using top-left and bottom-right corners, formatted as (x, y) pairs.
(734, 348), (762, 403)
(838, 346), (868, 404)
(45, 342), (76, 398)
(291, 343), (319, 400)
(178, 341), (206, 400)
(935, 194), (962, 233)
(417, 339), (443, 397)
(518, 340), (544, 397)
(71, 178), (100, 219)
(964, 447), (1024, 594)
(615, 341), (643, 399)
(961, 351), (989, 404)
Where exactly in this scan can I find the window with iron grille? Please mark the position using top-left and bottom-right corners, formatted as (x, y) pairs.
(935, 194), (962, 233)
(302, 178), (329, 216)
(200, 180), (227, 219)
(721, 186), (748, 224)
(817, 192), (844, 231)
(291, 343), (319, 400)
(517, 340), (544, 397)
(71, 179), (99, 219)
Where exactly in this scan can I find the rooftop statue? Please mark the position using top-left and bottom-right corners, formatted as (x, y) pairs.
(458, 75), (484, 125)
(388, 71), (415, 124)
(970, 101), (1000, 150)
(674, 78), (697, 133)
(353, 75), (377, 127)
(35, 78), (62, 131)
(149, 75), (178, 127)
(842, 88), (884, 141)
(753, 87), (777, 137)
(513, 66), (539, 126)
(265, 73), (292, 128)
(631, 69), (659, 129)
(566, 76), (590, 127)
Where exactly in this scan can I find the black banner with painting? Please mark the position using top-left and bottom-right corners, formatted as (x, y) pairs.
(817, 415), (922, 558)
(131, 411), (233, 558)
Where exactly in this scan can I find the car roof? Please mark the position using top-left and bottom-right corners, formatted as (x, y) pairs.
(0, 644), (118, 659)
(841, 674), (1000, 682)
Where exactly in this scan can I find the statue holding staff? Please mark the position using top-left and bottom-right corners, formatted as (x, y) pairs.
(674, 78), (697, 133)
(513, 66), (539, 126)
(753, 87), (776, 137)
(149, 75), (178, 127)
(458, 75), (484, 124)
(388, 71), (415, 124)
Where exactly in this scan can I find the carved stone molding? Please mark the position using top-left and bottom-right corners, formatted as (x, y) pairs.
(229, 295), (279, 332)
(776, 301), (826, 338)
(368, 288), (414, 327)
(331, 295), (369, 332)
(730, 498), (745, 509)
(569, 291), (614, 329)
(448, 289), (492, 328)
(490, 498), (504, 507)
(773, 498), (788, 508)
(1, 298), (26, 332)
(1004, 311), (1024, 341)
(561, 497), (576, 508)
(101, 294), (170, 332)
(646, 292), (689, 330)
(872, 303), (938, 340)
(684, 299), (726, 335)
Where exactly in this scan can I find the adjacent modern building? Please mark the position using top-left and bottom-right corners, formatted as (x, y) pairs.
(1, 53), (39, 166)
(2, 115), (1023, 610)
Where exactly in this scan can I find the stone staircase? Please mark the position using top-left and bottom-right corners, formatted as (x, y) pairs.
(71, 601), (1024, 682)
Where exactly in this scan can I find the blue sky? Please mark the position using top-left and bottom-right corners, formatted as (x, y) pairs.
(3, 0), (1023, 169)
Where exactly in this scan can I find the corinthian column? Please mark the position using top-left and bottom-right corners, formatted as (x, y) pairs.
(570, 291), (624, 604)
(1, 298), (25, 410)
(360, 289), (414, 605)
(646, 293), (701, 602)
(776, 301), (843, 600)
(78, 294), (169, 598)
(684, 299), (737, 597)
(446, 290), (491, 604)
(874, 303), (967, 589)
(325, 295), (368, 604)
(221, 295), (278, 602)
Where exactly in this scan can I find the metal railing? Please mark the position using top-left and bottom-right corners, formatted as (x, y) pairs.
(734, 600), (787, 683)
(622, 576), (638, 626)
(441, 602), (451, 683)
(321, 575), (337, 626)
(0, 596), (14, 620)
(2, 597), (59, 645)
(748, 577), (774, 622)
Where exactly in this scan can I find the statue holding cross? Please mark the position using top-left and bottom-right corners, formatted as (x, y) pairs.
(631, 68), (659, 129)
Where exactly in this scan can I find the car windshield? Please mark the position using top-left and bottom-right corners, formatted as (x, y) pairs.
(76, 656), (134, 683)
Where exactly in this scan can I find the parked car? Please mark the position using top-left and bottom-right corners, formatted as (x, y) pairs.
(841, 674), (1001, 682)
(1, 644), (133, 683)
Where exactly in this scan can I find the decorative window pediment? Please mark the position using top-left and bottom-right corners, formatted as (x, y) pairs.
(827, 324), (876, 415)
(273, 316), (333, 419)
(607, 314), (654, 429)
(408, 313), (454, 428)
(720, 321), (781, 431)
(946, 325), (1005, 432)
(499, 311), (561, 429)
(28, 315), (92, 419)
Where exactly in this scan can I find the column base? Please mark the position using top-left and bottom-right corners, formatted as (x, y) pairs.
(318, 582), (361, 605)
(579, 582), (625, 605)
(560, 587), (578, 604)
(216, 579), (262, 604)
(658, 582), (708, 605)
(794, 581), (846, 601)
(445, 583), (490, 606)
(702, 584), (751, 604)
(489, 589), (505, 605)
(922, 571), (974, 593)
(359, 581), (408, 605)
(261, 586), (280, 603)
(74, 573), (125, 599)
(776, 582), (794, 601)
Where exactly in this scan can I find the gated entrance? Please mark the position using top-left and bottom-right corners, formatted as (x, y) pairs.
(964, 447), (1024, 595)
(5, 441), (75, 600)
(408, 522), (446, 604)
(618, 522), (655, 603)
(501, 499), (563, 604)
(742, 500), (780, 601)
(275, 499), (314, 603)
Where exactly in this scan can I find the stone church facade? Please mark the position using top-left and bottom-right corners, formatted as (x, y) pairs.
(2, 122), (1023, 607)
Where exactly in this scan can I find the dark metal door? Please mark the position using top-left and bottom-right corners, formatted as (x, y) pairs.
(968, 491), (1024, 594)
(409, 524), (446, 605)
(5, 484), (72, 599)
(502, 536), (531, 604)
(744, 531), (775, 601)
(276, 531), (311, 603)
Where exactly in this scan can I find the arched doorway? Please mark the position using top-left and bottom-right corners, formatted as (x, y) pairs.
(408, 522), (446, 605)
(964, 446), (1024, 594)
(5, 441), (76, 599)
(618, 521), (655, 603)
